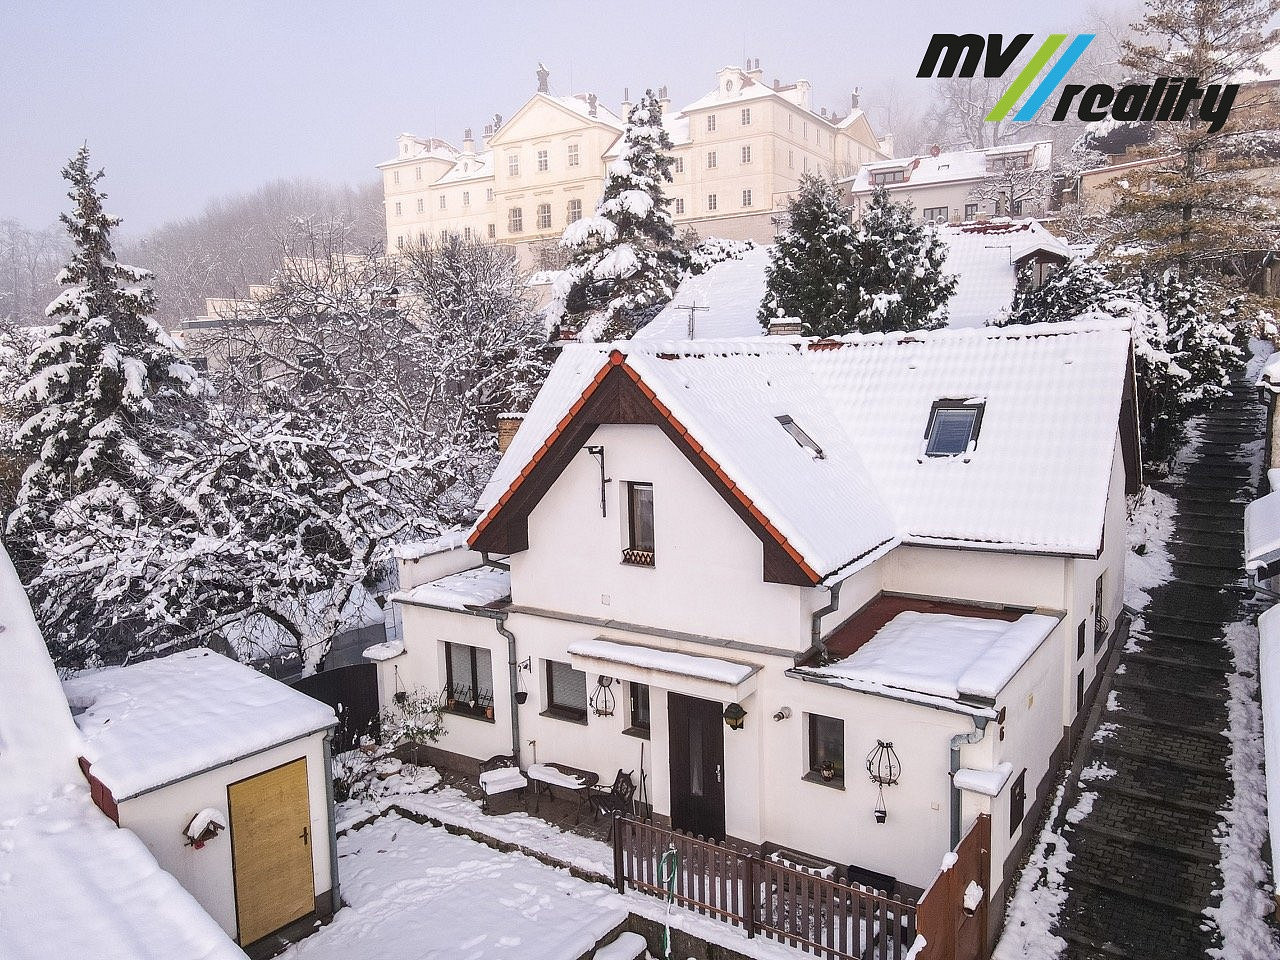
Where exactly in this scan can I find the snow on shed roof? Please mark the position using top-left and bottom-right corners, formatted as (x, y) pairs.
(392, 564), (512, 611)
(1245, 490), (1280, 573)
(568, 638), (757, 686)
(634, 246), (772, 341)
(64, 649), (336, 800)
(475, 340), (900, 581)
(938, 221), (1073, 328)
(798, 610), (1060, 703)
(806, 318), (1133, 555)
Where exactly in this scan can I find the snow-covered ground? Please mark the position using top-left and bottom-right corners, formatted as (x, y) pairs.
(1124, 485), (1176, 611)
(282, 814), (627, 960)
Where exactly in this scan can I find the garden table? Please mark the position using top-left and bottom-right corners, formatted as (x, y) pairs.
(527, 762), (599, 823)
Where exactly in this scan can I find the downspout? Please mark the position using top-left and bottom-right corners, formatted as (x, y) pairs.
(494, 611), (522, 766)
(949, 717), (990, 849)
(810, 580), (843, 660)
(322, 730), (341, 912)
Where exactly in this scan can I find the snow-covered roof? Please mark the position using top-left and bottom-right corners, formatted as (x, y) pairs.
(476, 319), (1134, 575)
(953, 761), (1015, 796)
(64, 649), (336, 800)
(395, 527), (472, 561)
(848, 142), (1052, 192)
(939, 221), (1073, 328)
(798, 610), (1060, 703)
(567, 638), (758, 686)
(0, 545), (245, 960)
(634, 247), (772, 340)
(475, 340), (901, 581)
(435, 150), (494, 185)
(1257, 352), (1280, 394)
(392, 564), (512, 611)
(1245, 490), (1280, 573)
(379, 136), (459, 167)
(550, 93), (624, 129)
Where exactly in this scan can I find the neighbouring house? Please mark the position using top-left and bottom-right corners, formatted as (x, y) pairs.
(375, 318), (1139, 951)
(0, 545), (246, 960)
(62, 650), (339, 954)
(380, 60), (890, 263)
(845, 142), (1053, 225)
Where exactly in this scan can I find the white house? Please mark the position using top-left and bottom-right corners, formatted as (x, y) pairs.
(378, 319), (1139, 949)
(63, 649), (339, 952)
(0, 546), (247, 960)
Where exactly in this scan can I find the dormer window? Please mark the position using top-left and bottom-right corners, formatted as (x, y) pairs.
(925, 400), (985, 456)
(776, 415), (824, 459)
(623, 482), (655, 566)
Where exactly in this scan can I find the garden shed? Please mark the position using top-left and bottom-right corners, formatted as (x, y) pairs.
(64, 649), (339, 952)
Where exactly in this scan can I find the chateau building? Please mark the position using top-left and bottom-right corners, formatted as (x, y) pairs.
(379, 62), (891, 265)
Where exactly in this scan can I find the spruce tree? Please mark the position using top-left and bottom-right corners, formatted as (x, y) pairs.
(546, 89), (685, 340)
(758, 175), (858, 337)
(760, 181), (954, 337)
(1105, 0), (1280, 274)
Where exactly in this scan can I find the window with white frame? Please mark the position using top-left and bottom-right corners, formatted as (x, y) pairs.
(396, 235), (405, 249)
(567, 143), (580, 167)
(964, 203), (978, 220)
(464, 226), (472, 240)
(707, 193), (718, 211)
(706, 114), (717, 132)
(674, 197), (685, 215)
(741, 107), (752, 125)
(674, 157), (684, 174)
(627, 682), (651, 737)
(537, 203), (552, 230)
(567, 198), (582, 223)
(623, 481), (655, 566)
(444, 642), (494, 719)
(537, 149), (548, 172)
(508, 153), (520, 176)
(487, 223), (496, 239)
(486, 188), (494, 202)
(508, 207), (523, 233)
(544, 660), (588, 722)
(788, 149), (794, 169)
(463, 191), (471, 207)
(393, 170), (400, 184)
(415, 166), (422, 181)
(439, 194), (447, 210)
(707, 150), (717, 170)
(741, 145), (752, 164)
(417, 198), (425, 213)
(807, 714), (844, 784)
(742, 189), (753, 207)
(394, 201), (402, 216)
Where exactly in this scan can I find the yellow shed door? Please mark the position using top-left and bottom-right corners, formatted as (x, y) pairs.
(228, 758), (316, 945)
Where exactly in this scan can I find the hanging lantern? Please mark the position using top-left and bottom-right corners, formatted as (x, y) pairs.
(865, 740), (901, 824)
(722, 702), (747, 730)
(590, 676), (617, 717)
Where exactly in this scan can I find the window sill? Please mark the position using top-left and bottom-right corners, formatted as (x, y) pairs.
(621, 549), (656, 568)
(623, 726), (651, 740)
(443, 706), (496, 725)
(802, 772), (845, 791)
(541, 708), (588, 726)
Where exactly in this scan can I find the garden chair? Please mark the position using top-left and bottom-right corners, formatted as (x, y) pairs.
(589, 769), (635, 836)
(477, 755), (527, 812)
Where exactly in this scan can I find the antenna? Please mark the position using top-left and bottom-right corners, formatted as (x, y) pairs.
(675, 303), (709, 338)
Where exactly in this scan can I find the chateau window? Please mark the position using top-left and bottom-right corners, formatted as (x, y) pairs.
(741, 107), (752, 125)
(706, 114), (717, 132)
(707, 151), (717, 170)
(395, 235), (405, 249)
(415, 166), (422, 181)
(393, 170), (400, 184)
(487, 223), (496, 239)
(508, 207), (523, 233)
(673, 157), (684, 174)
(440, 229), (447, 241)
(788, 115), (793, 132)
(464, 226), (472, 240)
(741, 145), (752, 164)
(417, 198), (424, 213)
(567, 198), (582, 223)
(444, 642), (494, 720)
(742, 189), (753, 207)
(545, 660), (588, 723)
(508, 153), (520, 176)
(788, 149), (794, 169)
(394, 201), (402, 216)
(623, 481), (655, 566)
(537, 203), (552, 230)
(486, 188), (494, 202)
(807, 714), (844, 785)
(463, 191), (471, 207)
(418, 231), (427, 246)
(567, 143), (580, 167)
(674, 198), (684, 215)
(439, 195), (447, 210)
(707, 193), (718, 211)
(537, 149), (549, 172)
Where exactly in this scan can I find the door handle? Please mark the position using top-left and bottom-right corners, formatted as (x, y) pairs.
(716, 764), (722, 784)
(300, 826), (310, 846)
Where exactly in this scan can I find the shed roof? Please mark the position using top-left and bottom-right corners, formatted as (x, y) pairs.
(65, 649), (336, 800)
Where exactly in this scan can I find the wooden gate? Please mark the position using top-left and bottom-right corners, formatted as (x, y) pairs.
(290, 661), (380, 751)
(228, 758), (316, 945)
(915, 814), (991, 960)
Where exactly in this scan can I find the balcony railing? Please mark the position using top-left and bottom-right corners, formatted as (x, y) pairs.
(442, 682), (494, 720)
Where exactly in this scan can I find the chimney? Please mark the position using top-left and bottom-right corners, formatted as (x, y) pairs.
(497, 413), (524, 454)
(658, 84), (670, 109)
(621, 86), (632, 113)
(484, 122), (494, 138)
(463, 127), (475, 153)
(821, 107), (828, 118)
(768, 317), (804, 337)
(929, 144), (941, 157)
(773, 78), (780, 90)
(587, 93), (598, 117)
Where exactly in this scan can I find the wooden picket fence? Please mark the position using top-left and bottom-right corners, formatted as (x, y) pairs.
(613, 816), (919, 960)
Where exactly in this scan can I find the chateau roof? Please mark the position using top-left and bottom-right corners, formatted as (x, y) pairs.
(847, 141), (1052, 192)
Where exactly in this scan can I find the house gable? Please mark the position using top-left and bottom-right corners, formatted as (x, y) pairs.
(470, 353), (818, 586)
(485, 93), (619, 149)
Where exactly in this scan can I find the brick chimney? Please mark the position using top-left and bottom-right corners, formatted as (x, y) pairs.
(768, 317), (804, 336)
(497, 413), (524, 454)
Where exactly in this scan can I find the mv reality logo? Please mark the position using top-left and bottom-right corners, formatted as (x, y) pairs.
(917, 34), (1240, 133)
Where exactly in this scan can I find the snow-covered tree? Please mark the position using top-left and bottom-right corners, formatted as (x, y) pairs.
(967, 161), (1052, 218)
(546, 90), (685, 341)
(0, 318), (35, 515)
(761, 182), (954, 336)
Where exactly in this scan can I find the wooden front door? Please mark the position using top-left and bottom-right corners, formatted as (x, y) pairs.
(228, 757), (316, 945)
(667, 693), (726, 840)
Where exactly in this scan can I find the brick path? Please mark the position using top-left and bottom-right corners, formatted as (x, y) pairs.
(1047, 376), (1267, 959)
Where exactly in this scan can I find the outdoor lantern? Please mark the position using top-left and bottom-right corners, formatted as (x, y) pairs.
(866, 740), (902, 824)
(723, 702), (747, 730)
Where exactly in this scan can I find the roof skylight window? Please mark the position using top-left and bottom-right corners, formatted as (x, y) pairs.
(777, 415), (825, 459)
(924, 401), (984, 457)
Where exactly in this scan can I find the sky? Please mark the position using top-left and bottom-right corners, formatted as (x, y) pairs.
(0, 0), (1104, 235)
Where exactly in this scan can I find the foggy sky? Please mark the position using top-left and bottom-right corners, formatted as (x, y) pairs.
(1, 0), (1094, 235)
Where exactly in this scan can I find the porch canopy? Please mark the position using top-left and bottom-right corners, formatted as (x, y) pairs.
(567, 637), (761, 700)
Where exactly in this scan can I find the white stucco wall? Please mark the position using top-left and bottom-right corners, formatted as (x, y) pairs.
(116, 734), (333, 943)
